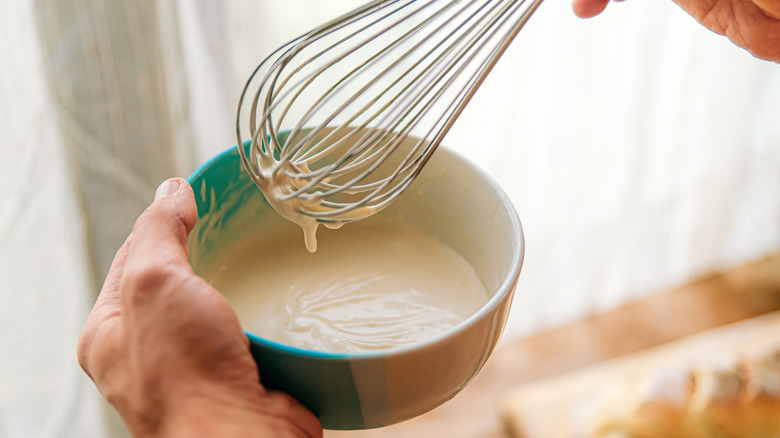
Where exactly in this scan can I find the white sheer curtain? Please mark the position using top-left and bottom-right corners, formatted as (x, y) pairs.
(1, 0), (778, 436)
(1, 3), (104, 437)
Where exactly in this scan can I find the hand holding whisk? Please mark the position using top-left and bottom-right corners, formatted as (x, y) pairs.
(236, 0), (542, 251)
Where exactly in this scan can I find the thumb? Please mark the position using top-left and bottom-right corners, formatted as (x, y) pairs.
(121, 178), (198, 309)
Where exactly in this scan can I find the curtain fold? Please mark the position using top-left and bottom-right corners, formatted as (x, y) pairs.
(34, 0), (194, 290)
(1, 2), (107, 437)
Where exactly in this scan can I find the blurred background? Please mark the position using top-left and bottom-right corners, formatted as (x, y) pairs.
(1, 0), (779, 437)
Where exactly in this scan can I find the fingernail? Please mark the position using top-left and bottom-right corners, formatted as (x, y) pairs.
(155, 179), (181, 200)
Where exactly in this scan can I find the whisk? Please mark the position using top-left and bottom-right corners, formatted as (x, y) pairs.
(236, 0), (542, 247)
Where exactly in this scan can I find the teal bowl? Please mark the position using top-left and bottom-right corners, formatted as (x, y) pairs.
(187, 138), (524, 430)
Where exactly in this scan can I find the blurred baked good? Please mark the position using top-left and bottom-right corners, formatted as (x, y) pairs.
(589, 344), (780, 437)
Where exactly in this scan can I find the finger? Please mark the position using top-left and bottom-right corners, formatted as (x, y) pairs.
(78, 178), (196, 372)
(753, 0), (780, 19)
(572, 0), (611, 17)
(78, 221), (133, 374)
(120, 177), (198, 311)
(78, 235), (130, 363)
(91, 234), (132, 317)
(261, 391), (323, 438)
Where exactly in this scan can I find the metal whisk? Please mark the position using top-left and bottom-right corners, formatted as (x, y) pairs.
(236, 0), (542, 225)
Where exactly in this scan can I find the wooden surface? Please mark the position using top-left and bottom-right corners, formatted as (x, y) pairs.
(325, 252), (780, 438)
(502, 310), (780, 438)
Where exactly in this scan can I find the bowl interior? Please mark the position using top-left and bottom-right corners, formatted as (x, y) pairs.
(189, 140), (522, 333)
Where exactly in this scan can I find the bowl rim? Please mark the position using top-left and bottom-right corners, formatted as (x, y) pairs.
(188, 143), (524, 360)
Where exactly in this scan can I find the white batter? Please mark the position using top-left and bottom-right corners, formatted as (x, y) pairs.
(209, 221), (488, 352)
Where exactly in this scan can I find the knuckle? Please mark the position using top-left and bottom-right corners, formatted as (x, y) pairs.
(125, 263), (171, 292)
(122, 260), (184, 306)
(76, 321), (123, 385)
(76, 330), (93, 373)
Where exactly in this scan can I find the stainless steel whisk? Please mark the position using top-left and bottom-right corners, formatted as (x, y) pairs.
(236, 0), (542, 224)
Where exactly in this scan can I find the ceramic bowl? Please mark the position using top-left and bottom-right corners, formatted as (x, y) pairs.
(187, 136), (523, 430)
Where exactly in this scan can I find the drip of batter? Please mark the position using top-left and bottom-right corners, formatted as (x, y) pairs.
(254, 155), (378, 253)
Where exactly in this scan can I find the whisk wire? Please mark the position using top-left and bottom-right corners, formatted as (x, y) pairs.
(281, 0), (499, 198)
(302, 0), (513, 206)
(278, 1), (458, 169)
(237, 0), (543, 222)
(239, 2), (409, 175)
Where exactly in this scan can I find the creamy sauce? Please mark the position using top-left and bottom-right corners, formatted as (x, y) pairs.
(209, 221), (488, 352)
